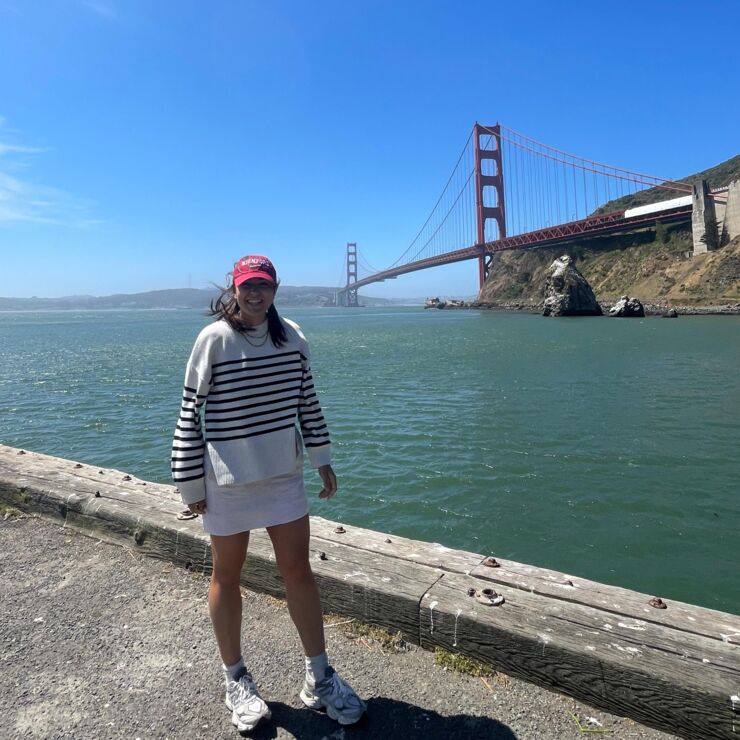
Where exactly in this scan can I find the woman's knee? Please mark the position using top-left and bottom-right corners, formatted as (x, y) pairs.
(211, 561), (244, 588)
(277, 555), (314, 586)
(268, 517), (313, 585)
(210, 533), (248, 586)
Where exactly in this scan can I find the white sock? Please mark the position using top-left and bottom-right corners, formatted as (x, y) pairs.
(223, 656), (246, 684)
(305, 651), (329, 687)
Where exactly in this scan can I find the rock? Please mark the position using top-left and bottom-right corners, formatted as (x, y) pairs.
(608, 295), (646, 318)
(661, 308), (679, 318)
(542, 256), (602, 317)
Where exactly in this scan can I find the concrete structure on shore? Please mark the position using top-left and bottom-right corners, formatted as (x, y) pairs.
(692, 178), (740, 256)
(721, 180), (740, 245)
(1, 444), (739, 740)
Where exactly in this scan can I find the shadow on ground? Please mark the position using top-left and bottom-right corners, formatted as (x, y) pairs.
(245, 698), (517, 739)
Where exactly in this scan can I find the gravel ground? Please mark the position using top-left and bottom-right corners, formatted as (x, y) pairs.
(0, 514), (677, 740)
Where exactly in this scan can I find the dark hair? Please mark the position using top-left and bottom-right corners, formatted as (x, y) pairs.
(209, 281), (287, 347)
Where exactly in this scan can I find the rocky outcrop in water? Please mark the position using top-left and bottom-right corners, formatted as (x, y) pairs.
(608, 295), (645, 317)
(542, 255), (602, 317)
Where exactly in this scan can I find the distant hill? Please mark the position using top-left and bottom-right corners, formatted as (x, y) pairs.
(0, 286), (396, 311)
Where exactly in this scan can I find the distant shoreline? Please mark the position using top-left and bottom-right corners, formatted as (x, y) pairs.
(0, 286), (401, 311)
(427, 301), (740, 316)
(3, 303), (740, 315)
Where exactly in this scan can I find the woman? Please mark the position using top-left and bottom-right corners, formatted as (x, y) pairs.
(171, 255), (365, 732)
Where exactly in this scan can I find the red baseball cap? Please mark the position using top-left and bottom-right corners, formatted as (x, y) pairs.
(233, 255), (277, 287)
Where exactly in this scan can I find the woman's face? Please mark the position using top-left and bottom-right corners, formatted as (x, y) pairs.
(235, 278), (276, 326)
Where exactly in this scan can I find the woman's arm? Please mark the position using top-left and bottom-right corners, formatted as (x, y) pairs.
(297, 350), (332, 467)
(171, 339), (213, 506)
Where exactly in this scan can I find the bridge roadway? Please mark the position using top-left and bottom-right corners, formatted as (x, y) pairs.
(345, 204), (692, 292)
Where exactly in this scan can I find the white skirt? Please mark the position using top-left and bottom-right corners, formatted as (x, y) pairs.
(202, 455), (308, 536)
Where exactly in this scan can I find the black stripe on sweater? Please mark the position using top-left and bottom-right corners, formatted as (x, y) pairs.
(205, 393), (301, 420)
(206, 412), (296, 436)
(205, 401), (299, 429)
(305, 436), (330, 447)
(172, 472), (205, 483)
(170, 453), (203, 462)
(211, 365), (302, 388)
(206, 420), (297, 443)
(212, 356), (302, 380)
(206, 377), (302, 403)
(171, 463), (203, 473)
(211, 350), (301, 370)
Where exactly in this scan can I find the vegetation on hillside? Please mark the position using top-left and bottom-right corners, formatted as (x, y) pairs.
(594, 154), (740, 214)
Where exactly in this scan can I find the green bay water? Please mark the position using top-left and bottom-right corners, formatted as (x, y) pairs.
(1, 307), (738, 613)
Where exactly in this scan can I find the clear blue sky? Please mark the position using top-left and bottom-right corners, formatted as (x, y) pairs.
(1, 0), (738, 299)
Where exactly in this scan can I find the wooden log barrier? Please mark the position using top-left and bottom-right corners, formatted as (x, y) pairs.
(0, 444), (738, 739)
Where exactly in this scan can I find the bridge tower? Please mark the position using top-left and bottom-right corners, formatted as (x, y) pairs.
(345, 242), (359, 307)
(474, 123), (506, 288)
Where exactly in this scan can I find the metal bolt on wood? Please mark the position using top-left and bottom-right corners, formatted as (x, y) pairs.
(122, 475), (132, 481)
(318, 552), (327, 560)
(475, 588), (505, 606)
(134, 529), (145, 545)
(482, 557), (500, 568)
(649, 597), (667, 609)
(385, 538), (392, 543)
(17, 450), (25, 455)
(334, 526), (346, 534)
(94, 491), (100, 497)
(74, 464), (83, 469)
(467, 587), (476, 597)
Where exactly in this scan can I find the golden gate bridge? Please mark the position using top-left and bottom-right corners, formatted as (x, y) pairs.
(336, 123), (725, 306)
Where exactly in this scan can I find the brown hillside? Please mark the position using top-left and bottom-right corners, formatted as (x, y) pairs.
(477, 228), (740, 308)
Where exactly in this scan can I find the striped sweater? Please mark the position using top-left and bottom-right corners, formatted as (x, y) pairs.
(171, 317), (331, 505)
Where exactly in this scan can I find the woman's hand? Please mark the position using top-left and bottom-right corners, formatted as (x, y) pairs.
(188, 499), (207, 514)
(318, 464), (337, 499)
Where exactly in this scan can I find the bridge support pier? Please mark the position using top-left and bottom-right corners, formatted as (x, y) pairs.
(721, 180), (740, 244)
(344, 242), (359, 307)
(692, 180), (718, 255)
(474, 123), (506, 288)
(478, 251), (493, 288)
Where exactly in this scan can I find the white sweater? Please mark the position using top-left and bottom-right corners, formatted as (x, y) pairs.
(171, 317), (331, 505)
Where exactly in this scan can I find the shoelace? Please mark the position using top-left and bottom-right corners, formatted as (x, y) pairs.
(320, 672), (361, 709)
(231, 674), (260, 711)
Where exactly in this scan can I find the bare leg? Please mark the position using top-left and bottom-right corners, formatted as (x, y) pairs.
(267, 515), (325, 657)
(209, 531), (250, 666)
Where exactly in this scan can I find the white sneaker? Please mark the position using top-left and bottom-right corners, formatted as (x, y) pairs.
(299, 666), (366, 725)
(225, 670), (271, 732)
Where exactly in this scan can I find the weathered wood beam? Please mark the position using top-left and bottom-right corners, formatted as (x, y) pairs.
(421, 573), (737, 739)
(1, 444), (738, 739)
